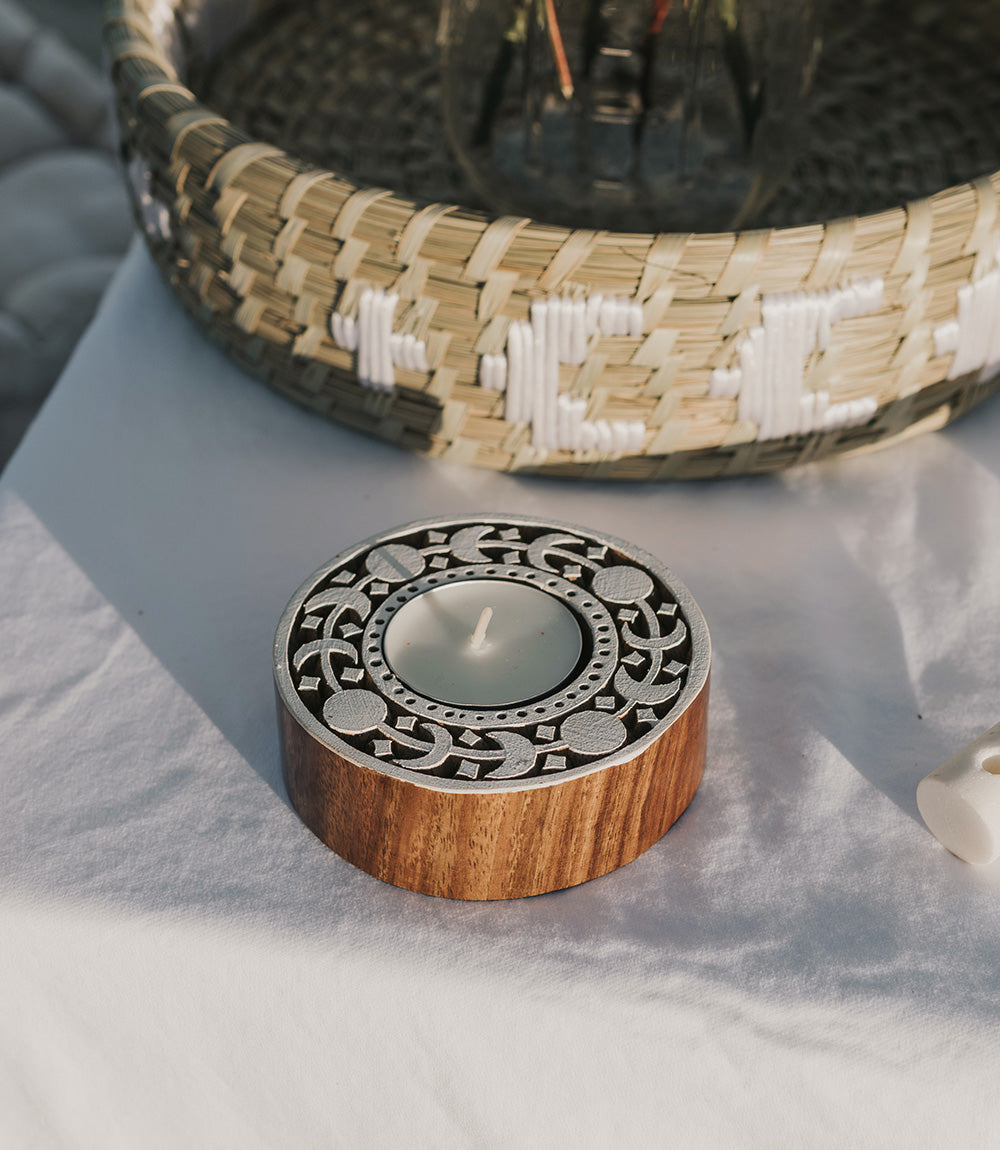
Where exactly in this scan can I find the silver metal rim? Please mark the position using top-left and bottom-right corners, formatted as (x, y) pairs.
(274, 513), (711, 795)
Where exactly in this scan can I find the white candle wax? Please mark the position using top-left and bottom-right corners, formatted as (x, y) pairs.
(382, 580), (583, 707)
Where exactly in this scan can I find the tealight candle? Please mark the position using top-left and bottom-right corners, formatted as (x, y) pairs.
(383, 581), (583, 707)
(274, 515), (711, 899)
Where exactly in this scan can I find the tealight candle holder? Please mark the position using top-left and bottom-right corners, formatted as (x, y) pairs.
(274, 515), (710, 899)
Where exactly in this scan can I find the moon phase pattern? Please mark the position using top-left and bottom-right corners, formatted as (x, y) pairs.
(282, 519), (701, 784)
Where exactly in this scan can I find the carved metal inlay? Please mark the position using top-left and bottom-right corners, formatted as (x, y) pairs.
(275, 516), (710, 789)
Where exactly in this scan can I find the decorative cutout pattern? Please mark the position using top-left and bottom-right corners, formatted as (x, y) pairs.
(280, 520), (701, 783)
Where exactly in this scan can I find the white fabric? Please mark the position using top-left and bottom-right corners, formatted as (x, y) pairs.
(2, 240), (1000, 1148)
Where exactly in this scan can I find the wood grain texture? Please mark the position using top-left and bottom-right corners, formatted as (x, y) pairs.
(278, 674), (708, 900)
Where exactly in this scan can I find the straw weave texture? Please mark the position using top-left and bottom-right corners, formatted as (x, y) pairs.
(105, 0), (1000, 478)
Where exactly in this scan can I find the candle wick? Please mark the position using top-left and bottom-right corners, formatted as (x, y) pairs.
(469, 606), (494, 651)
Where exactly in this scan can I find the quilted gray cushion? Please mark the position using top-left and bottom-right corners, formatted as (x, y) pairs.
(0, 0), (131, 469)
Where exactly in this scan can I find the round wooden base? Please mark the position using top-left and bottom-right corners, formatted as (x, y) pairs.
(278, 678), (708, 899)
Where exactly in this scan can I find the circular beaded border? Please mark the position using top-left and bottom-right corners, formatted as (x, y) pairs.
(362, 565), (618, 729)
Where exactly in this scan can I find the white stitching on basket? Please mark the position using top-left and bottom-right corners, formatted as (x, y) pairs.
(498, 293), (646, 453)
(710, 278), (884, 440)
(329, 288), (429, 392)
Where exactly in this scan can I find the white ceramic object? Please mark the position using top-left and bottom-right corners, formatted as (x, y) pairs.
(917, 722), (1000, 864)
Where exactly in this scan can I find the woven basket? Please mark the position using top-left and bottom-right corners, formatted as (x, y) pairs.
(104, 0), (1000, 479)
